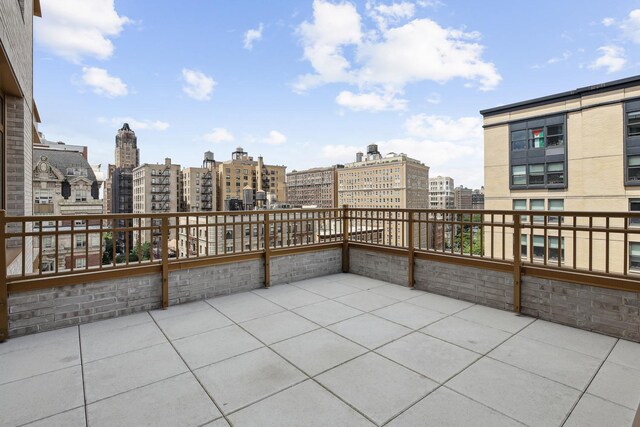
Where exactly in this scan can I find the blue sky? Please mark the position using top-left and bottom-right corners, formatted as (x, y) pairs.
(34, 0), (640, 189)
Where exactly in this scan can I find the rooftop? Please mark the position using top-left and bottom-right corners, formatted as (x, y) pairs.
(479, 74), (640, 117)
(1, 273), (638, 426)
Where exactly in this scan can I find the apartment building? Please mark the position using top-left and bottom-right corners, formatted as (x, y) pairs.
(338, 144), (429, 209)
(104, 123), (140, 214)
(429, 176), (455, 209)
(472, 187), (485, 210)
(481, 75), (640, 273)
(182, 151), (217, 212)
(32, 149), (103, 271)
(177, 211), (319, 257)
(1, 0), (42, 278)
(286, 165), (341, 208)
(338, 145), (429, 245)
(132, 158), (181, 244)
(454, 186), (473, 210)
(217, 147), (286, 210)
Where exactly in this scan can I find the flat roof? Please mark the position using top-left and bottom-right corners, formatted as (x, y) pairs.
(480, 74), (640, 117)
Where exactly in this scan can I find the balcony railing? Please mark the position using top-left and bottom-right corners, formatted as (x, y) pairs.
(1, 207), (639, 341)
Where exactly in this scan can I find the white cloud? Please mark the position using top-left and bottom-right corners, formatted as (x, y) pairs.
(202, 128), (235, 143)
(36, 0), (131, 62)
(426, 92), (441, 104)
(81, 67), (128, 97)
(320, 113), (484, 188)
(263, 130), (287, 145)
(336, 90), (407, 111)
(602, 17), (615, 27)
(404, 114), (482, 141)
(294, 0), (501, 104)
(367, 1), (415, 30)
(98, 117), (169, 131)
(620, 9), (640, 43)
(294, 0), (363, 92)
(321, 144), (361, 161)
(181, 68), (216, 101)
(589, 45), (626, 73)
(244, 23), (264, 49)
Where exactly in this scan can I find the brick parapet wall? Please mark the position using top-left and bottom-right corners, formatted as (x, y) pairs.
(522, 276), (639, 342)
(348, 247), (639, 342)
(7, 248), (341, 337)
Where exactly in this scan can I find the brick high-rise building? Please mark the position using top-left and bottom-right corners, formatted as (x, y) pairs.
(337, 144), (429, 209)
(286, 165), (342, 208)
(182, 151), (217, 212)
(217, 147), (286, 211)
(104, 123), (140, 214)
(133, 158), (181, 245)
(1, 1), (42, 280)
(454, 186), (473, 209)
(338, 145), (429, 245)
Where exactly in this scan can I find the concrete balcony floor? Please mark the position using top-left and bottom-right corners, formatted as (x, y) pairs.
(1, 273), (639, 427)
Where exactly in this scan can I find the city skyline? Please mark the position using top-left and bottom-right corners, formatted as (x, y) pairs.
(34, 0), (640, 190)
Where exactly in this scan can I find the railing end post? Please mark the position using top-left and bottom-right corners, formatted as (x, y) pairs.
(342, 204), (349, 274)
(0, 210), (8, 341)
(161, 216), (169, 309)
(512, 214), (522, 313)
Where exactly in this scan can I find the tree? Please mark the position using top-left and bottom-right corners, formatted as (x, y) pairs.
(102, 232), (114, 265)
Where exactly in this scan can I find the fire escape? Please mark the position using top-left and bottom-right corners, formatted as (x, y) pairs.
(201, 170), (213, 211)
(151, 165), (171, 247)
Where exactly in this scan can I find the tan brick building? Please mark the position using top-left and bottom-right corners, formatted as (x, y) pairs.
(286, 166), (341, 208)
(454, 186), (473, 210)
(338, 145), (429, 209)
(2, 0), (42, 278)
(217, 147), (286, 210)
(481, 75), (640, 273)
(182, 151), (217, 212)
(338, 145), (429, 245)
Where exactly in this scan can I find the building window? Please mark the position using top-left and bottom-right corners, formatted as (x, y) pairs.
(75, 189), (88, 202)
(511, 130), (527, 151)
(521, 235), (528, 257)
(530, 199), (544, 222)
(35, 189), (53, 204)
(630, 243), (640, 271)
(43, 236), (54, 249)
(533, 236), (545, 258)
(548, 199), (564, 223)
(75, 235), (86, 248)
(625, 102), (640, 185)
(548, 237), (565, 261)
(628, 155), (640, 183)
(512, 166), (526, 185)
(75, 258), (86, 269)
(528, 164), (544, 185)
(510, 115), (566, 189)
(547, 163), (565, 185)
(630, 199), (640, 226)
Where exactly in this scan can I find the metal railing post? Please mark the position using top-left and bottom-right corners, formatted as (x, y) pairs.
(408, 211), (415, 288)
(512, 214), (522, 313)
(0, 210), (7, 341)
(342, 204), (349, 273)
(264, 213), (271, 288)
(161, 216), (169, 309)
